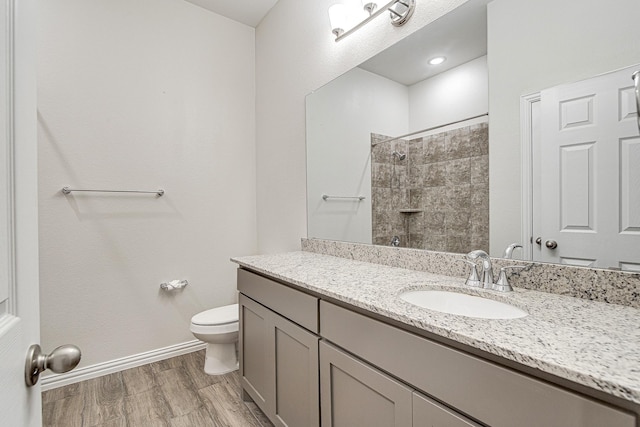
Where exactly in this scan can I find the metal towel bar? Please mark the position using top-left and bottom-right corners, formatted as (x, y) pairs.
(322, 194), (365, 201)
(62, 187), (165, 196)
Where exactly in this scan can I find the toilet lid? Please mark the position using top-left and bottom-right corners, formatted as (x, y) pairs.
(191, 304), (238, 326)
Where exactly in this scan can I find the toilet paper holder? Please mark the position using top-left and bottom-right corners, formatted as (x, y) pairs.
(160, 279), (188, 291)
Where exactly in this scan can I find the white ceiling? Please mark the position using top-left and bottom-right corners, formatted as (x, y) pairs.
(183, 0), (279, 27)
(359, 0), (490, 86)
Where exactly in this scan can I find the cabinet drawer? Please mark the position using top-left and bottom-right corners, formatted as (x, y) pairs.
(413, 391), (481, 427)
(320, 301), (635, 427)
(238, 268), (319, 332)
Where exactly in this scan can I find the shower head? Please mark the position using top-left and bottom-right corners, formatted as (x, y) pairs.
(392, 151), (406, 160)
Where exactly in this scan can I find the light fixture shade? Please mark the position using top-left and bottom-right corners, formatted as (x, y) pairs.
(329, 4), (348, 37)
(344, 0), (368, 27)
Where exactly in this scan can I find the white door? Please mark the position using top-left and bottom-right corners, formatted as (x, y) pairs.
(536, 64), (640, 270)
(0, 0), (42, 426)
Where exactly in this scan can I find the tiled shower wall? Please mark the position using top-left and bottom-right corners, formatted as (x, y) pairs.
(371, 123), (489, 253)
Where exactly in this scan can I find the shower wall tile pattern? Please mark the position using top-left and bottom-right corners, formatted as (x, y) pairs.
(371, 134), (409, 247)
(371, 123), (489, 253)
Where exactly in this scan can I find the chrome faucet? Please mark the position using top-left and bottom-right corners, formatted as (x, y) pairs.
(494, 266), (526, 292)
(459, 259), (482, 288)
(466, 250), (493, 289)
(463, 249), (526, 292)
(503, 243), (523, 259)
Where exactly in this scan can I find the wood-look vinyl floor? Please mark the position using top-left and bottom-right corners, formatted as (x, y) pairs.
(42, 350), (274, 427)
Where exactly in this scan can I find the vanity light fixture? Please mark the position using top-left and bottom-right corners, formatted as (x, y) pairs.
(329, 0), (416, 42)
(328, 4), (350, 37)
(428, 56), (446, 65)
(362, 0), (380, 15)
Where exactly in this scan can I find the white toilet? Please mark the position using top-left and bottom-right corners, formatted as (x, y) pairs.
(190, 303), (239, 375)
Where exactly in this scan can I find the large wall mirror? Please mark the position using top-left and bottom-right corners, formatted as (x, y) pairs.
(306, 0), (640, 271)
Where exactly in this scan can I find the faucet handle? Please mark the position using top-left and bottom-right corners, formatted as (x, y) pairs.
(459, 260), (482, 288)
(493, 266), (526, 292)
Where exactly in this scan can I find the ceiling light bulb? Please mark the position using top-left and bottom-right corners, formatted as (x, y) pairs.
(329, 4), (348, 37)
(428, 56), (446, 65)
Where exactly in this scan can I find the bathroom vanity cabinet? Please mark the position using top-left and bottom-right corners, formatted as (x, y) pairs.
(320, 300), (634, 427)
(238, 269), (320, 427)
(237, 267), (637, 427)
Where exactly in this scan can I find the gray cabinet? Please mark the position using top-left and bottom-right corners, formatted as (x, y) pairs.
(237, 268), (318, 332)
(320, 340), (480, 427)
(239, 294), (271, 410)
(271, 312), (319, 427)
(412, 392), (480, 427)
(238, 271), (320, 427)
(320, 341), (412, 427)
(320, 300), (636, 427)
(238, 267), (637, 427)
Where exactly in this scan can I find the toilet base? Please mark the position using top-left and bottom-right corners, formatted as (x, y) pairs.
(204, 342), (238, 375)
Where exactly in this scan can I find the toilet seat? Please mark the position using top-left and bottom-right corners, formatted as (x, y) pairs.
(191, 304), (238, 326)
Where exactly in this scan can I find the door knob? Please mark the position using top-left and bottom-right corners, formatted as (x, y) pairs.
(545, 240), (558, 249)
(535, 237), (542, 245)
(25, 344), (81, 387)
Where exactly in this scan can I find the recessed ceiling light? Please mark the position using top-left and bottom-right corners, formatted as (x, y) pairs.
(428, 56), (446, 65)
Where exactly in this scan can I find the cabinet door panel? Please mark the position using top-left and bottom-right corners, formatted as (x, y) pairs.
(413, 392), (481, 427)
(239, 294), (273, 412)
(320, 341), (412, 427)
(272, 314), (320, 427)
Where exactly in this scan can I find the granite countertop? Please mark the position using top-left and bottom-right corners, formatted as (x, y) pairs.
(232, 251), (640, 405)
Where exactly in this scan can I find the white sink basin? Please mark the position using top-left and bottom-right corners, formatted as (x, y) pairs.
(399, 290), (528, 319)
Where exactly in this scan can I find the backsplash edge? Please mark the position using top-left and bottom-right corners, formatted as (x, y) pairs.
(301, 238), (640, 309)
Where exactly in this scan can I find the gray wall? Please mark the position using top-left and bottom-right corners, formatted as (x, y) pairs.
(38, 0), (256, 369)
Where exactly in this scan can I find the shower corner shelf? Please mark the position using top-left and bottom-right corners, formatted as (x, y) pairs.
(399, 209), (423, 214)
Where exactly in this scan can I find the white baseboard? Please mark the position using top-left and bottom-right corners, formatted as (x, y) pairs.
(41, 339), (206, 391)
